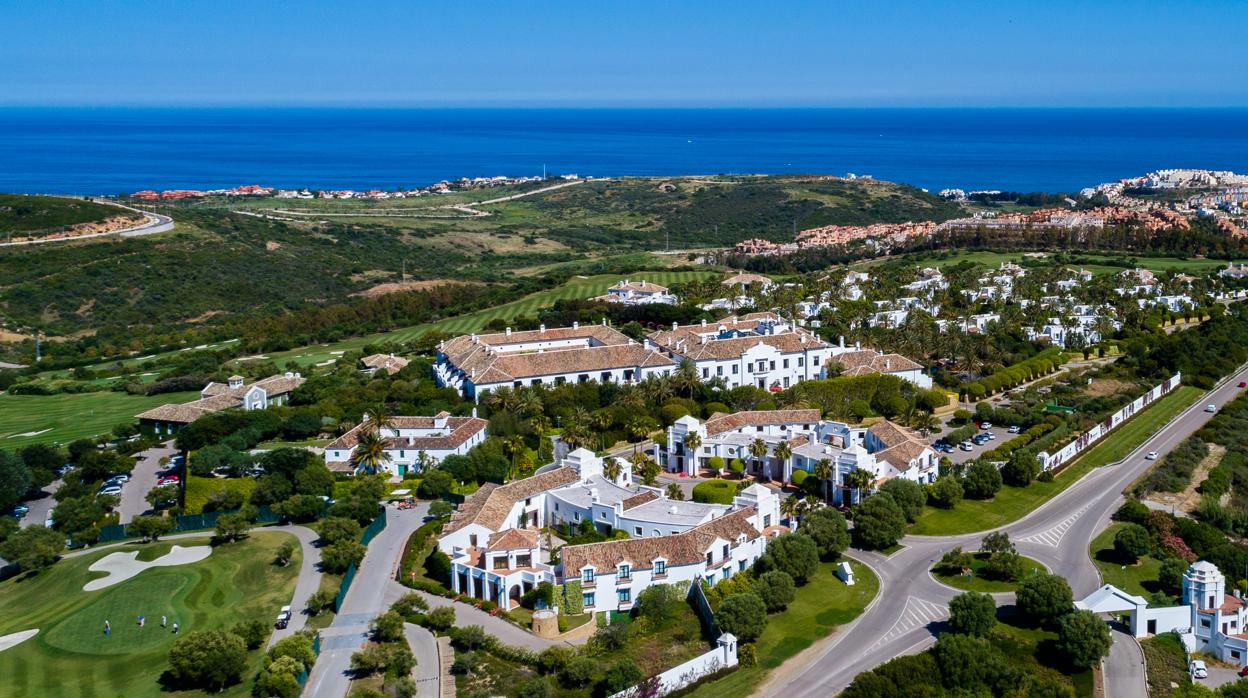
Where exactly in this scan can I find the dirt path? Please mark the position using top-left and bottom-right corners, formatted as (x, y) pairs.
(1145, 443), (1225, 514)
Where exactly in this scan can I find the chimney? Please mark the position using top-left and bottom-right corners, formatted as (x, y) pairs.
(701, 319), (707, 327)
(855, 341), (861, 350)
(669, 505), (678, 515)
(590, 488), (599, 503)
(471, 407), (478, 418)
(672, 321), (679, 331)
(701, 335), (708, 345)
(885, 359), (891, 370)
(505, 327), (512, 336)
(539, 324), (546, 333)
(573, 321), (579, 329)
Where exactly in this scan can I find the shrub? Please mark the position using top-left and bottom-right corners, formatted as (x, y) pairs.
(929, 476), (963, 509)
(229, 619), (267, 650)
(1016, 573), (1073, 628)
(962, 460), (1002, 500)
(167, 630), (247, 691)
(756, 533), (820, 585)
(426, 606), (455, 632)
(601, 660), (643, 695)
(790, 469), (808, 486)
(715, 593), (767, 642)
(692, 480), (737, 504)
(878, 478), (926, 522)
(948, 591), (996, 637)
(755, 571), (796, 613)
(706, 456), (726, 474)
(853, 494), (906, 550)
(1114, 523), (1151, 563)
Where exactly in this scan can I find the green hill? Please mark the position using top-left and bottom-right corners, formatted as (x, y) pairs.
(0, 194), (140, 235)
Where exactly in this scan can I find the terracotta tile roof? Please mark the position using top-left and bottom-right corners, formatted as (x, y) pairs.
(1220, 594), (1245, 615)
(621, 491), (659, 510)
(444, 467), (582, 534)
(487, 528), (540, 551)
(704, 409), (821, 437)
(324, 412), (487, 452)
(830, 349), (922, 374)
(135, 373), (305, 424)
(611, 280), (669, 294)
(657, 331), (828, 362)
(440, 325), (673, 385)
(362, 353), (410, 375)
(561, 507), (759, 573)
(869, 420), (932, 472)
(723, 272), (773, 287)
(646, 313), (787, 349)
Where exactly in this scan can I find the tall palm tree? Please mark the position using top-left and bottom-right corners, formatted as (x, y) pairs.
(673, 358), (701, 399)
(813, 458), (834, 503)
(591, 411), (613, 451)
(748, 438), (769, 479)
(683, 432), (702, 473)
(365, 405), (392, 435)
(516, 389), (544, 419)
(780, 495), (801, 524)
(773, 441), (793, 483)
(665, 483), (685, 501)
(845, 468), (874, 506)
(351, 429), (392, 476)
(912, 410), (940, 437)
(502, 435), (525, 481)
(603, 458), (623, 483)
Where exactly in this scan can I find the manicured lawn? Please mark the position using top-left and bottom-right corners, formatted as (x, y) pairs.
(686, 559), (879, 698)
(0, 390), (199, 449)
(183, 474), (257, 515)
(932, 553), (1048, 593)
(910, 385), (1202, 536)
(0, 532), (301, 697)
(1090, 523), (1165, 598)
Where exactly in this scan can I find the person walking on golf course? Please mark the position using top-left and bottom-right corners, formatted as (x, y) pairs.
(103, 620), (110, 637)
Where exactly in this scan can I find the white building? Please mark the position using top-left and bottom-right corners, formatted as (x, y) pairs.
(828, 344), (932, 389)
(437, 448), (784, 612)
(136, 372), (305, 435)
(435, 323), (676, 400)
(1077, 560), (1248, 667)
(647, 313), (830, 392)
(595, 279), (678, 306)
(323, 411), (488, 476)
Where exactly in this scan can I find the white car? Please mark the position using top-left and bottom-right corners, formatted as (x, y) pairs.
(1145, 451), (1159, 460)
(1206, 404), (1218, 413)
(98, 485), (123, 496)
(1190, 659), (1208, 679)
(1008, 425), (1021, 434)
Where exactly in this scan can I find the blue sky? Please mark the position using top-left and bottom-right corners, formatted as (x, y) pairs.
(1, 0), (1245, 107)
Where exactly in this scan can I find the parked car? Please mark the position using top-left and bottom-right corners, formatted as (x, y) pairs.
(983, 432), (996, 441)
(1145, 451), (1159, 460)
(10, 504), (29, 518)
(1206, 404), (1218, 413)
(157, 477), (180, 487)
(1238, 381), (1247, 389)
(56, 464), (74, 477)
(98, 486), (123, 496)
(1238, 663), (1248, 678)
(959, 442), (975, 452)
(1191, 660), (1208, 679)
(275, 605), (292, 630)
(978, 422), (993, 430)
(1008, 425), (1021, 434)
(107, 474), (130, 484)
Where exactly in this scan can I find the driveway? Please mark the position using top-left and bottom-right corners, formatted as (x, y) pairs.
(1104, 622), (1147, 698)
(305, 504), (430, 698)
(405, 622), (441, 698)
(119, 442), (179, 524)
(20, 478), (62, 528)
(1196, 667), (1243, 691)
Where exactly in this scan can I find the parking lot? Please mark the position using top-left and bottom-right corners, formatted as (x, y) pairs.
(118, 442), (181, 524)
(935, 423), (1015, 465)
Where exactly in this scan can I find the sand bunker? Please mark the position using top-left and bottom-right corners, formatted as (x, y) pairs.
(0, 629), (38, 653)
(84, 545), (212, 591)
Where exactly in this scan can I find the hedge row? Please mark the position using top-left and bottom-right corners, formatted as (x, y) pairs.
(961, 348), (1063, 398)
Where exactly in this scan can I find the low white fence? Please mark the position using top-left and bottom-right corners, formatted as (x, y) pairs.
(1038, 372), (1182, 472)
(608, 633), (739, 698)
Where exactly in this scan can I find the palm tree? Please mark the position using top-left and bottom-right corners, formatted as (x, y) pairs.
(626, 416), (652, 453)
(516, 389), (544, 419)
(912, 410), (940, 437)
(485, 387), (517, 415)
(591, 411), (613, 451)
(683, 432), (702, 474)
(502, 435), (525, 481)
(673, 359), (701, 399)
(773, 441), (793, 483)
(632, 451), (659, 485)
(603, 458), (623, 483)
(748, 438), (769, 479)
(845, 468), (875, 506)
(364, 405), (392, 435)
(665, 483), (685, 501)
(351, 429), (392, 476)
(813, 458), (834, 503)
(780, 495), (801, 524)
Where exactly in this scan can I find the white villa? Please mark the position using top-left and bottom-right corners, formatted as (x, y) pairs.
(594, 279), (678, 306)
(437, 448), (784, 612)
(1077, 560), (1248, 667)
(646, 313), (831, 392)
(323, 411), (489, 476)
(657, 410), (937, 503)
(136, 372), (305, 435)
(435, 323), (676, 400)
(828, 344), (932, 388)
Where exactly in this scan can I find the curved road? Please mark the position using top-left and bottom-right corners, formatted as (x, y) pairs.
(765, 365), (1248, 697)
(0, 200), (173, 247)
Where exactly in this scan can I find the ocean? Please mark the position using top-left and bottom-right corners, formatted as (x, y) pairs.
(0, 107), (1245, 195)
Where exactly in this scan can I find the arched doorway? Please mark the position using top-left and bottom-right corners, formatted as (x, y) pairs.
(509, 585), (522, 609)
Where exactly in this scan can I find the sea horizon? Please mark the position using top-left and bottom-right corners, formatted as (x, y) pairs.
(2, 106), (1246, 195)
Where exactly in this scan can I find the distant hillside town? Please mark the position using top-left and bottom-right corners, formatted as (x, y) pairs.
(126, 173), (575, 202)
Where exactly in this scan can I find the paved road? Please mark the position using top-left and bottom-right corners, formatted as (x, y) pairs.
(119, 442), (179, 524)
(766, 364), (1248, 697)
(1105, 623), (1147, 698)
(404, 622), (441, 698)
(0, 201), (174, 247)
(267, 525), (323, 647)
(305, 504), (430, 698)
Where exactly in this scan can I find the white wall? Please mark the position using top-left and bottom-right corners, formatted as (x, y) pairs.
(608, 634), (739, 698)
(1039, 373), (1182, 471)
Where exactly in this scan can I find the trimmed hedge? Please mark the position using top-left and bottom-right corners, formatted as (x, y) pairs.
(692, 480), (738, 504)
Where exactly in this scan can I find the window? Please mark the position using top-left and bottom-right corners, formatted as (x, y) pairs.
(578, 374), (589, 383)
(655, 560), (666, 575)
(555, 503), (560, 512)
(769, 360), (776, 370)
(783, 359), (789, 369)
(702, 368), (709, 378)
(618, 588), (631, 604)
(634, 526), (642, 536)
(706, 551), (714, 566)
(493, 557), (509, 570)
(618, 564), (631, 580)
(738, 559), (746, 572)
(574, 512), (581, 521)
(716, 366), (723, 376)
(582, 568), (595, 583)
(798, 357), (804, 367)
(583, 592), (595, 607)
(763, 514), (771, 527)
(722, 568), (731, 581)
(732, 365), (738, 374)
(722, 544), (730, 559)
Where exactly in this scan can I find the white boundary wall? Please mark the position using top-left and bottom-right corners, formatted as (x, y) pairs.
(609, 634), (738, 698)
(1038, 372), (1182, 472)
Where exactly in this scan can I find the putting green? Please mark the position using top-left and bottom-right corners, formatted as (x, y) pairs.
(0, 532), (301, 697)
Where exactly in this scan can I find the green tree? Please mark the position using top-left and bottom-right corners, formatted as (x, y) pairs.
(714, 593), (768, 642)
(800, 507), (849, 560)
(1056, 610), (1112, 669)
(1113, 523), (1151, 563)
(426, 606), (455, 632)
(256, 656), (303, 698)
(321, 540), (367, 573)
(0, 524), (64, 572)
(878, 478), (926, 522)
(167, 629), (248, 691)
(0, 451), (32, 514)
(1002, 452), (1041, 486)
(275, 540), (297, 567)
(145, 484), (180, 509)
(371, 611), (405, 643)
(756, 533), (820, 585)
(1016, 573), (1074, 628)
(929, 475), (963, 508)
(755, 570), (796, 612)
(268, 633), (317, 668)
(962, 460), (1002, 499)
(948, 591), (997, 636)
(215, 511), (252, 542)
(933, 633), (998, 689)
(229, 619), (268, 650)
(130, 515), (175, 542)
(318, 516), (362, 546)
(1158, 557), (1187, 596)
(601, 660), (644, 695)
(854, 493), (906, 550)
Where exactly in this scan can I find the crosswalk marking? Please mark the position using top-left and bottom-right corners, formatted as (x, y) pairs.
(863, 596), (947, 656)
(1017, 501), (1094, 547)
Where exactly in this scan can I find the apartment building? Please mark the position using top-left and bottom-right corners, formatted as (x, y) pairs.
(647, 313), (830, 391)
(323, 411), (488, 476)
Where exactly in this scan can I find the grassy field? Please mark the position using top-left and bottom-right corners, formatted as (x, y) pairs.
(1090, 523), (1165, 598)
(254, 270), (721, 367)
(932, 553), (1048, 593)
(183, 474), (257, 515)
(0, 532), (300, 697)
(910, 385), (1203, 536)
(887, 249), (1244, 275)
(0, 390), (199, 449)
(686, 559), (878, 698)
